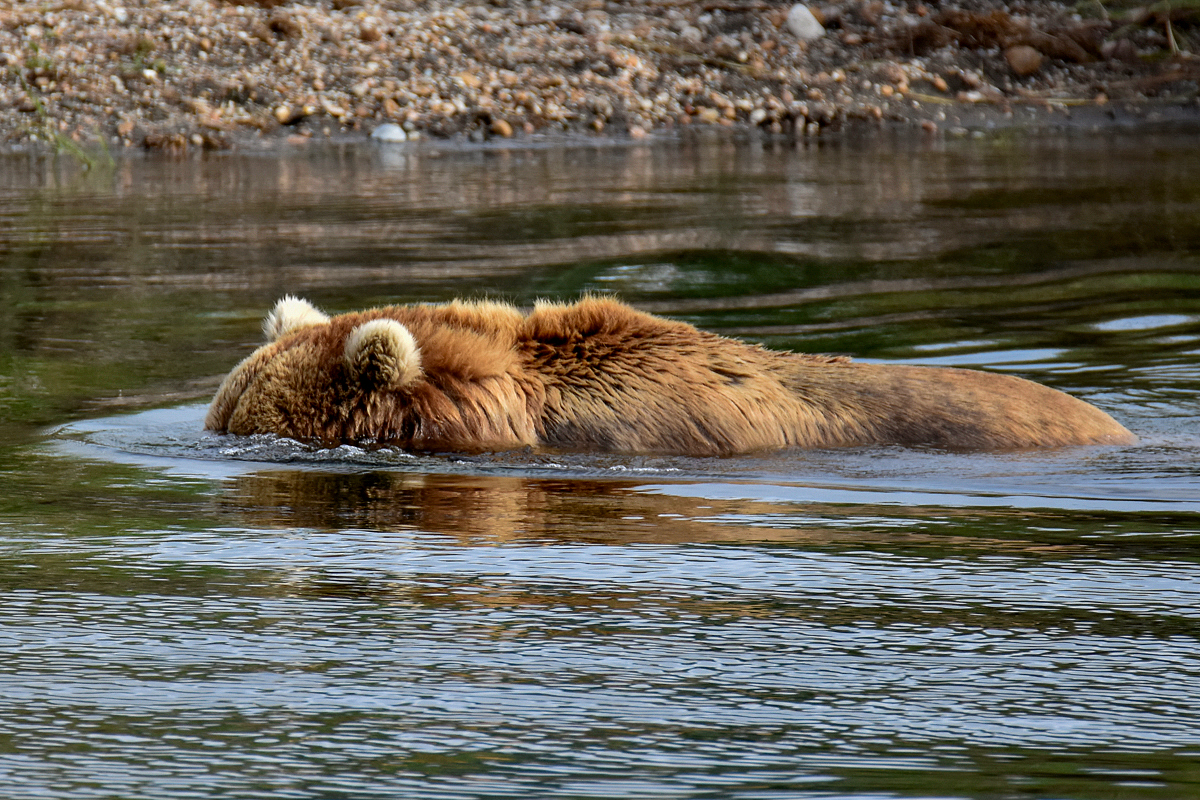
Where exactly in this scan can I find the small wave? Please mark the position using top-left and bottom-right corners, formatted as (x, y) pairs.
(41, 402), (1200, 514)
(215, 435), (417, 465)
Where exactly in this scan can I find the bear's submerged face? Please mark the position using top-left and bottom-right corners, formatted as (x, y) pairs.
(206, 296), (1137, 455)
(205, 296), (539, 450)
(205, 298), (418, 444)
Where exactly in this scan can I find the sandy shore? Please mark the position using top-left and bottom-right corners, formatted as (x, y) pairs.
(1, 0), (1197, 151)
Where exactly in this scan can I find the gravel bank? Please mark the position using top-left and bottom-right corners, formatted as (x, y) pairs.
(2, 0), (1198, 151)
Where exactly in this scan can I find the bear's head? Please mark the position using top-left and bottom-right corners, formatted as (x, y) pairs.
(205, 296), (424, 443)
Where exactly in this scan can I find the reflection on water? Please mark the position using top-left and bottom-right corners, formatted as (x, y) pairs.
(2, 132), (1200, 799)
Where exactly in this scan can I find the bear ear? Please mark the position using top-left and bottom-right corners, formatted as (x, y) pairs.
(263, 296), (330, 342)
(344, 319), (422, 389)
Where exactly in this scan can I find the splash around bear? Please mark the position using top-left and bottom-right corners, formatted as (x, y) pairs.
(205, 296), (1135, 455)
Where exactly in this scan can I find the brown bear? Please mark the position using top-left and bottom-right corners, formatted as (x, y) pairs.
(205, 295), (1135, 455)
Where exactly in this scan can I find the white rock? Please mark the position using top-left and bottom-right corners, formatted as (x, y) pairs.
(786, 4), (825, 41)
(370, 123), (407, 143)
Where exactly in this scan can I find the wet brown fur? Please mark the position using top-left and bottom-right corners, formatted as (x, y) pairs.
(205, 296), (1136, 455)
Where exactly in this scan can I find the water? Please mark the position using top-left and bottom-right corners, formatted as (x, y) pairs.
(2, 131), (1199, 799)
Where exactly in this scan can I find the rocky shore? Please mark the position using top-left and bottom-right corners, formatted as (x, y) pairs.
(1, 0), (1198, 151)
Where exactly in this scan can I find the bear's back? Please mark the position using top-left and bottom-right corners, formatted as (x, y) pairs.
(516, 297), (860, 455)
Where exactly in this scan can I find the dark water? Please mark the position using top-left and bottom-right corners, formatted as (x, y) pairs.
(2, 131), (1200, 799)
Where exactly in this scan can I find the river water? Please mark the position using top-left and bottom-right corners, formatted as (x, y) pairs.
(1, 130), (1199, 799)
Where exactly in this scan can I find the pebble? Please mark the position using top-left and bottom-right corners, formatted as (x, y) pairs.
(370, 123), (407, 142)
(1005, 45), (1044, 77)
(1102, 39), (1139, 62)
(786, 5), (825, 41)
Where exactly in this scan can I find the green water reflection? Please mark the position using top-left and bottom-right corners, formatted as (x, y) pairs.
(1, 132), (1199, 799)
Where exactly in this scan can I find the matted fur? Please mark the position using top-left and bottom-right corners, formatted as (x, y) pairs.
(205, 296), (1136, 455)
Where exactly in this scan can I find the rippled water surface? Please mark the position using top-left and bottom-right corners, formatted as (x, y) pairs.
(2, 132), (1200, 799)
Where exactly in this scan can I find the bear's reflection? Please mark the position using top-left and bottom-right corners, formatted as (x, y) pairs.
(218, 470), (1086, 613)
(219, 468), (1049, 548)
(222, 470), (873, 606)
(218, 468), (910, 546)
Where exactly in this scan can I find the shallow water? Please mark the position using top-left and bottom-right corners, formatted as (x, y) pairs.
(2, 131), (1200, 799)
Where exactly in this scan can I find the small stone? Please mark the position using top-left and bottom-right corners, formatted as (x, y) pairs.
(696, 107), (720, 124)
(1005, 45), (1043, 77)
(921, 120), (938, 133)
(320, 98), (347, 118)
(859, 1), (883, 25)
(786, 5), (825, 41)
(269, 11), (303, 38)
(628, 125), (646, 139)
(490, 118), (513, 137)
(932, 75), (949, 93)
(878, 63), (906, 86)
(1102, 39), (1138, 63)
(370, 123), (407, 142)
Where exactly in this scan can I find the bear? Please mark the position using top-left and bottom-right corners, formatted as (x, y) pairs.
(205, 295), (1136, 456)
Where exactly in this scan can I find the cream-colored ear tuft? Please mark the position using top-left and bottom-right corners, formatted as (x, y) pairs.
(344, 319), (422, 389)
(263, 296), (330, 342)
